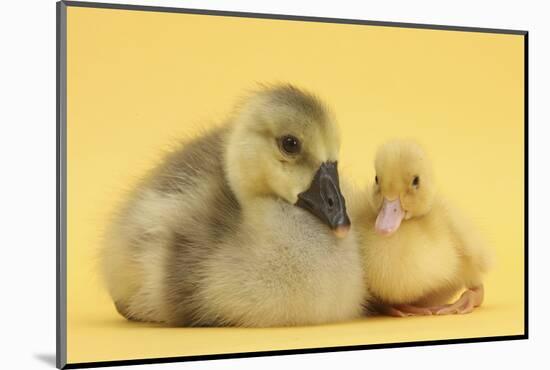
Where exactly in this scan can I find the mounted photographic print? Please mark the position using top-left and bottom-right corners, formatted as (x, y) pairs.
(56, 1), (528, 368)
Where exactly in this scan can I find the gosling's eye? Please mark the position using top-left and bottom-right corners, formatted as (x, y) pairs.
(375, 175), (379, 185)
(279, 135), (301, 155)
(412, 176), (420, 187)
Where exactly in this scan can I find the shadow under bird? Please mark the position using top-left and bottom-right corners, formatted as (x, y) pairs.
(101, 84), (366, 327)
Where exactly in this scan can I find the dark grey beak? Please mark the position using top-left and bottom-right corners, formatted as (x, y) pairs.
(295, 161), (351, 238)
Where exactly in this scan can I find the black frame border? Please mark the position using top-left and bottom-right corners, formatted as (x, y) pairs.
(56, 1), (529, 369)
(57, 1), (68, 369)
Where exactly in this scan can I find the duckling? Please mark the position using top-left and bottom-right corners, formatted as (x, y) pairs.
(101, 84), (366, 327)
(355, 140), (493, 316)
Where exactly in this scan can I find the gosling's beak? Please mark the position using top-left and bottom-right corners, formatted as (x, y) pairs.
(375, 197), (404, 236)
(295, 161), (351, 238)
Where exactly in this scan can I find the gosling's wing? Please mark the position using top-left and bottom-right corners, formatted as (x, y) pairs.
(111, 124), (239, 245)
(148, 126), (230, 194)
(150, 126), (244, 326)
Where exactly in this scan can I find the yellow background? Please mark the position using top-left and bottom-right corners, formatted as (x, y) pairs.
(66, 6), (525, 364)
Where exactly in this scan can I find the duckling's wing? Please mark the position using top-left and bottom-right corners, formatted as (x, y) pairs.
(443, 201), (494, 283)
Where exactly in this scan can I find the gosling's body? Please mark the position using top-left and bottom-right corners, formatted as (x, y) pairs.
(355, 140), (492, 315)
(102, 86), (366, 327)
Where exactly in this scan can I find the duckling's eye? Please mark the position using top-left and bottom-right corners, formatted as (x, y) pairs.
(375, 175), (379, 185)
(412, 176), (420, 188)
(279, 135), (301, 155)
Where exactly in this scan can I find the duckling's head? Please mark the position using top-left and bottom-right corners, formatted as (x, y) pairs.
(371, 140), (435, 236)
(226, 84), (350, 237)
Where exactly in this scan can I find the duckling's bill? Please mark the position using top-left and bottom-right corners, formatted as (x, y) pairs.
(295, 161), (351, 238)
(375, 198), (405, 236)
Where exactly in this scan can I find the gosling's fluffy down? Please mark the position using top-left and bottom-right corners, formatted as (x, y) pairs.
(101, 85), (366, 327)
(354, 140), (493, 315)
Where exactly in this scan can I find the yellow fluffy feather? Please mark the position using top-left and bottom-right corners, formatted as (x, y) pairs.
(354, 140), (493, 316)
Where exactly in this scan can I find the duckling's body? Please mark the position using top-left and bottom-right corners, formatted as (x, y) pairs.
(102, 86), (366, 327)
(355, 141), (492, 316)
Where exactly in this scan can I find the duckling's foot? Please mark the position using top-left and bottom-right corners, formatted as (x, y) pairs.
(433, 285), (484, 315)
(385, 304), (433, 317)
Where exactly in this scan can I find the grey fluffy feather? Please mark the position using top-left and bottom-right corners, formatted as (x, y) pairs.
(101, 85), (367, 327)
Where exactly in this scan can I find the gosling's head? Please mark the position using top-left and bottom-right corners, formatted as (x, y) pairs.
(371, 140), (435, 236)
(226, 84), (350, 237)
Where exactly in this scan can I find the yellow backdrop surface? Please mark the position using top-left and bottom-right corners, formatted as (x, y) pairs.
(66, 6), (525, 364)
